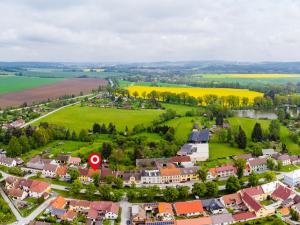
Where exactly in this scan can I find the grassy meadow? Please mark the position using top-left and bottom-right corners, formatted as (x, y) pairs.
(0, 76), (64, 94)
(34, 105), (164, 132)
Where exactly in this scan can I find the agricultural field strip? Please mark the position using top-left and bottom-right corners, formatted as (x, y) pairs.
(127, 86), (263, 102)
(192, 74), (300, 78)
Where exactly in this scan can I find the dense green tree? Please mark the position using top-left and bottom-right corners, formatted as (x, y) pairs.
(93, 123), (101, 133)
(71, 131), (77, 140)
(192, 182), (207, 197)
(178, 186), (190, 200)
(264, 171), (276, 182)
(18, 135), (31, 153)
(197, 167), (208, 182)
(164, 127), (175, 142)
(206, 181), (218, 197)
(33, 127), (49, 146)
(78, 129), (89, 141)
(70, 180), (83, 195)
(102, 142), (113, 159)
(251, 123), (263, 142)
(99, 184), (113, 200)
(163, 187), (179, 202)
(236, 126), (247, 149)
(86, 183), (96, 200)
(249, 172), (259, 186)
(269, 120), (280, 141)
(7, 136), (22, 157)
(267, 158), (276, 170)
(234, 158), (246, 179)
(69, 169), (80, 181)
(92, 173), (100, 187)
(225, 176), (241, 193)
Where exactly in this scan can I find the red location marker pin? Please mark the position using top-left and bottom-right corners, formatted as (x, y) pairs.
(88, 153), (102, 170)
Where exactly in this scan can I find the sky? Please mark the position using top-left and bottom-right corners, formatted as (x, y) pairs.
(1, 0), (300, 62)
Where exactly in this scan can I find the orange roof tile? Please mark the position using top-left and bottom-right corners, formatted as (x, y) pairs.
(50, 196), (66, 209)
(174, 200), (204, 215)
(56, 166), (67, 176)
(158, 202), (174, 214)
(279, 207), (290, 216)
(160, 167), (181, 176)
(176, 217), (212, 225)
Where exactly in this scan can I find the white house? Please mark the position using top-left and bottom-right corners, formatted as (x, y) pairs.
(0, 156), (17, 167)
(177, 143), (209, 162)
(42, 164), (59, 178)
(284, 169), (300, 187)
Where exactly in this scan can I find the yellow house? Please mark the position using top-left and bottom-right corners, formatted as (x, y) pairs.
(180, 167), (199, 182)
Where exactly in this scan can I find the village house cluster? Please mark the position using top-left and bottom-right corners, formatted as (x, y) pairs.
(5, 176), (51, 200)
(1, 118), (26, 130)
(130, 181), (300, 225)
(43, 195), (120, 224)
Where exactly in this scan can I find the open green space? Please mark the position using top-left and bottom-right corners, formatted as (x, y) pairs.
(0, 76), (63, 94)
(22, 69), (126, 78)
(0, 195), (16, 225)
(162, 103), (199, 116)
(209, 143), (245, 160)
(228, 117), (299, 154)
(164, 116), (200, 143)
(34, 105), (164, 132)
(279, 164), (299, 172)
(118, 80), (191, 88)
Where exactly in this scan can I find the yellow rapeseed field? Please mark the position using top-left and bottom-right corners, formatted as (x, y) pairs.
(127, 86), (263, 103)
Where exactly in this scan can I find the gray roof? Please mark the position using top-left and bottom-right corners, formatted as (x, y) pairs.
(211, 213), (234, 224)
(188, 130), (209, 143)
(178, 144), (197, 154)
(0, 156), (15, 165)
(202, 198), (224, 212)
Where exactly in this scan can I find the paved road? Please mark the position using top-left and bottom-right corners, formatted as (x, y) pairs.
(120, 198), (132, 225)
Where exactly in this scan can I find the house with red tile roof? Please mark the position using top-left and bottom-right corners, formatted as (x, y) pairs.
(216, 165), (237, 178)
(168, 156), (193, 167)
(159, 164), (181, 183)
(241, 191), (275, 218)
(157, 202), (174, 221)
(90, 201), (120, 219)
(173, 200), (204, 217)
(49, 196), (66, 210)
(69, 200), (91, 212)
(221, 193), (244, 209)
(176, 217), (212, 225)
(29, 180), (51, 198)
(271, 185), (294, 201)
(233, 212), (256, 223)
(8, 188), (27, 200)
(59, 210), (77, 221)
(5, 176), (50, 199)
(56, 166), (70, 181)
(240, 186), (266, 201)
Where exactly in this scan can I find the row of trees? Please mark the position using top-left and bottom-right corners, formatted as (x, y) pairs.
(1, 124), (92, 157)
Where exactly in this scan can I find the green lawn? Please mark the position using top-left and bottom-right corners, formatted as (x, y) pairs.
(21, 140), (89, 162)
(34, 105), (164, 132)
(209, 143), (246, 160)
(280, 164), (299, 172)
(228, 117), (299, 154)
(164, 116), (201, 143)
(162, 103), (199, 116)
(0, 76), (63, 94)
(31, 176), (72, 187)
(118, 80), (191, 88)
(0, 195), (16, 225)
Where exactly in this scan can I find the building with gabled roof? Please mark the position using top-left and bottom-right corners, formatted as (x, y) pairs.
(188, 129), (209, 143)
(177, 143), (209, 162)
(42, 163), (59, 178)
(173, 200), (204, 217)
(8, 188), (27, 200)
(157, 202), (174, 221)
(202, 198), (226, 215)
(248, 158), (267, 173)
(233, 212), (256, 223)
(176, 217), (212, 225)
(0, 156), (17, 167)
(211, 213), (234, 225)
(221, 193), (243, 209)
(271, 185), (294, 201)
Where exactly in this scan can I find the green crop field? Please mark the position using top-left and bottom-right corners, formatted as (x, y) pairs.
(191, 74), (300, 85)
(34, 105), (164, 132)
(0, 76), (64, 94)
(228, 117), (298, 154)
(118, 79), (191, 88)
(22, 68), (126, 78)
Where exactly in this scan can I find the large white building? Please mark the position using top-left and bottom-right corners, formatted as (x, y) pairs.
(284, 169), (300, 186)
(177, 143), (209, 162)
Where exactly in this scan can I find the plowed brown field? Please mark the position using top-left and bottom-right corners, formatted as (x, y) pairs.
(0, 78), (107, 108)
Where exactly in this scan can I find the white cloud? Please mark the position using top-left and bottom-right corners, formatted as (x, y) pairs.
(0, 0), (300, 62)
